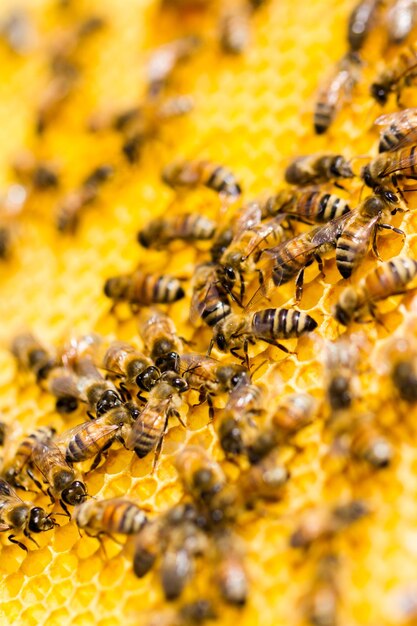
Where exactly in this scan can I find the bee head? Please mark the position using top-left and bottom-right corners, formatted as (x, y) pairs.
(28, 507), (55, 533)
(160, 370), (188, 393)
(136, 365), (160, 391)
(96, 389), (122, 416)
(61, 480), (87, 506)
(219, 417), (244, 455)
(216, 364), (249, 391)
(370, 82), (389, 105)
(154, 351), (180, 374)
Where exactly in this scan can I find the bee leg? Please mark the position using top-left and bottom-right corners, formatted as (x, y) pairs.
(372, 229), (383, 260)
(207, 395), (214, 421)
(207, 337), (215, 356)
(334, 182), (347, 191)
(87, 411), (96, 421)
(59, 500), (72, 519)
(379, 223), (406, 241)
(23, 529), (40, 548)
(89, 442), (112, 472)
(262, 338), (294, 354)
(26, 467), (46, 494)
(171, 409), (187, 429)
(95, 532), (109, 559)
(295, 269), (305, 303)
(8, 535), (28, 552)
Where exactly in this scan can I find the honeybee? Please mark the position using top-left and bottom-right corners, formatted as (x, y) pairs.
(74, 498), (147, 536)
(56, 164), (114, 232)
(125, 371), (188, 461)
(0, 478), (56, 551)
(347, 0), (381, 51)
(138, 213), (216, 249)
(285, 154), (354, 186)
(103, 341), (160, 392)
(175, 445), (226, 507)
(180, 354), (249, 397)
(133, 517), (161, 578)
(104, 270), (185, 307)
(13, 151), (59, 190)
(303, 554), (340, 626)
(390, 343), (417, 402)
(137, 308), (183, 362)
(334, 256), (417, 324)
(271, 188), (351, 223)
(362, 146), (417, 192)
(387, 0), (417, 44)
(162, 159), (242, 199)
(212, 308), (318, 360)
(239, 448), (289, 504)
(210, 226), (234, 263)
(219, 6), (250, 55)
(218, 383), (264, 456)
(190, 262), (233, 328)
(323, 338), (360, 413)
(11, 332), (57, 382)
(214, 530), (248, 606)
(28, 439), (88, 515)
(314, 52), (361, 134)
(370, 43), (417, 104)
(290, 500), (369, 548)
(271, 392), (317, 435)
(349, 414), (392, 468)
(147, 35), (201, 97)
(335, 194), (404, 279)
(375, 108), (417, 153)
(2, 426), (56, 489)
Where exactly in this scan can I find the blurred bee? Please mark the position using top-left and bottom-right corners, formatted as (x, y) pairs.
(219, 5), (250, 55)
(138, 213), (216, 249)
(285, 154), (354, 186)
(303, 554), (340, 626)
(0, 421), (5, 447)
(210, 226), (234, 263)
(347, 0), (381, 51)
(137, 308), (183, 364)
(190, 262), (233, 328)
(214, 530), (248, 606)
(162, 159), (242, 199)
(375, 108), (417, 153)
(212, 308), (318, 361)
(28, 439), (88, 516)
(362, 146), (417, 192)
(370, 43), (417, 105)
(74, 498), (147, 537)
(271, 392), (317, 436)
(0, 9), (35, 55)
(147, 35), (201, 97)
(0, 478), (55, 551)
(390, 341), (417, 402)
(290, 500), (369, 548)
(323, 338), (360, 414)
(11, 332), (57, 382)
(56, 164), (114, 232)
(333, 256), (417, 324)
(13, 151), (59, 190)
(125, 371), (188, 461)
(218, 382), (264, 456)
(103, 341), (160, 393)
(104, 270), (185, 308)
(133, 517), (162, 578)
(239, 448), (289, 504)
(2, 426), (56, 489)
(349, 414), (392, 468)
(314, 52), (361, 134)
(143, 601), (216, 626)
(180, 354), (249, 417)
(335, 193), (404, 279)
(387, 0), (417, 44)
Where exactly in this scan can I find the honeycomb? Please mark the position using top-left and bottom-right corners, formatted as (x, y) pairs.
(1, 0), (417, 625)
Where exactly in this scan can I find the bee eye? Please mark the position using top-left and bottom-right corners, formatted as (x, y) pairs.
(231, 372), (248, 388)
(384, 191), (397, 203)
(224, 267), (236, 282)
(216, 334), (226, 351)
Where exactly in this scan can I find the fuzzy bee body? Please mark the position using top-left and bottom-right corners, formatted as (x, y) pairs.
(104, 271), (185, 306)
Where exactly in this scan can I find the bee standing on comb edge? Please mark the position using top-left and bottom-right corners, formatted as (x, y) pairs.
(162, 159), (242, 199)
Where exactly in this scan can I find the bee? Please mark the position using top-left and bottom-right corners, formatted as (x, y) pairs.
(144, 601), (216, 626)
(162, 160), (242, 199)
(74, 498), (147, 537)
(137, 308), (183, 363)
(303, 554), (340, 626)
(218, 383), (264, 456)
(125, 371), (188, 461)
(133, 517), (162, 578)
(370, 43), (417, 105)
(391, 344), (417, 403)
(271, 392), (317, 435)
(214, 530), (248, 606)
(102, 341), (160, 392)
(333, 256), (417, 324)
(13, 151), (59, 190)
(56, 164), (114, 232)
(219, 6), (250, 55)
(175, 445), (227, 508)
(347, 0), (381, 51)
(349, 414), (392, 468)
(28, 439), (88, 515)
(210, 226), (234, 263)
(104, 270), (185, 307)
(0, 478), (55, 551)
(212, 308), (318, 360)
(290, 500), (369, 548)
(267, 188), (351, 224)
(190, 262), (233, 328)
(324, 338), (360, 413)
(138, 213), (216, 249)
(314, 52), (361, 134)
(239, 448), (289, 504)
(335, 194), (404, 279)
(147, 35), (201, 97)
(0, 9), (36, 55)
(11, 332), (57, 382)
(362, 145), (417, 192)
(0, 422), (5, 447)
(2, 426), (56, 489)
(375, 108), (417, 153)
(285, 154), (354, 186)
(387, 0), (417, 44)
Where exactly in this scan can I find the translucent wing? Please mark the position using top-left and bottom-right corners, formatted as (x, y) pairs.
(31, 440), (72, 481)
(375, 108), (417, 151)
(55, 419), (119, 460)
(125, 399), (170, 450)
(0, 478), (23, 505)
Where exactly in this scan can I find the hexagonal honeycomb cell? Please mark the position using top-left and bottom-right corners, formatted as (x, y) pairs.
(2, 0), (417, 625)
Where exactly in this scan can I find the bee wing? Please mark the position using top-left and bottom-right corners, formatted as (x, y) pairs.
(0, 477), (23, 504)
(378, 147), (417, 177)
(375, 109), (417, 151)
(48, 370), (85, 401)
(32, 440), (71, 479)
(232, 202), (262, 238)
(125, 399), (170, 450)
(54, 419), (119, 452)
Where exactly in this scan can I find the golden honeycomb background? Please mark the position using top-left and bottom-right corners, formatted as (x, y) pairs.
(2, 0), (417, 625)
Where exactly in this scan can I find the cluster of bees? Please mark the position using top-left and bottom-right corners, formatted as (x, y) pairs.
(3, 0), (417, 624)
